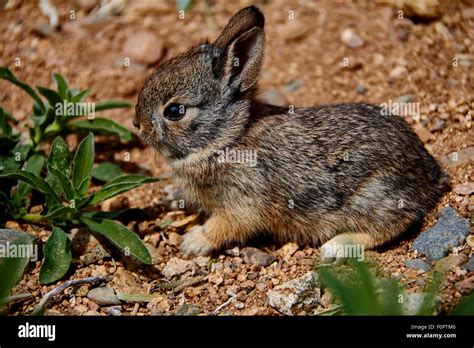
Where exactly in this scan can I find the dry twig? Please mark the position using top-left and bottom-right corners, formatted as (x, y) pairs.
(213, 292), (238, 315)
(31, 275), (110, 315)
(172, 276), (206, 294)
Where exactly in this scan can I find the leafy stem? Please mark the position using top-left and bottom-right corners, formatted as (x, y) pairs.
(0, 68), (157, 288)
(21, 213), (45, 223)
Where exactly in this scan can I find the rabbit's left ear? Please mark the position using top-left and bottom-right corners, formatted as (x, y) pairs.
(213, 6), (265, 92)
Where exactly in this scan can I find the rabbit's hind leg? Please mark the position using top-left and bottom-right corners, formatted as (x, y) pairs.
(318, 171), (426, 262)
(318, 214), (415, 263)
(319, 232), (376, 263)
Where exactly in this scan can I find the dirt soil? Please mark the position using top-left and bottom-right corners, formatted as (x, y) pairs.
(0, 0), (473, 316)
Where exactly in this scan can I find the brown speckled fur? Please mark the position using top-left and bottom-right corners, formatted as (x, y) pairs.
(135, 6), (449, 258)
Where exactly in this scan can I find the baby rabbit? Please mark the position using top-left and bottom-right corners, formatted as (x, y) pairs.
(135, 6), (449, 260)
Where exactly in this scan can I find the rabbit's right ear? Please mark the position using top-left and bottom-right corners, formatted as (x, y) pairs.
(213, 6), (265, 93)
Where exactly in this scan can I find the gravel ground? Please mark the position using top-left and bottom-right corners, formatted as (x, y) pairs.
(0, 0), (473, 316)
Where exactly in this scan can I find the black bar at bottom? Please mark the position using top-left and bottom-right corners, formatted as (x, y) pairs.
(0, 315), (472, 346)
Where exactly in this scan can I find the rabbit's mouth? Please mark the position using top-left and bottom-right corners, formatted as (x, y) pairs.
(142, 132), (187, 161)
(137, 129), (166, 154)
(136, 129), (153, 146)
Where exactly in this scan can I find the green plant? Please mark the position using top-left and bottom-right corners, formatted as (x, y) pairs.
(0, 133), (158, 284)
(451, 292), (474, 315)
(0, 68), (132, 147)
(0, 231), (33, 313)
(0, 69), (157, 299)
(0, 68), (134, 223)
(316, 260), (443, 315)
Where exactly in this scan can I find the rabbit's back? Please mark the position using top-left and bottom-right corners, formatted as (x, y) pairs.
(253, 104), (445, 205)
(218, 102), (449, 244)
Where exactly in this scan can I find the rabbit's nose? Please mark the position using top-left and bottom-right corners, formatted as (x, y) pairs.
(133, 115), (141, 129)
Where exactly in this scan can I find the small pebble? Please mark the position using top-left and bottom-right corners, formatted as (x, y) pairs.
(122, 31), (164, 65)
(340, 28), (364, 48)
(395, 94), (416, 104)
(278, 21), (310, 41)
(167, 232), (183, 247)
(404, 259), (432, 273)
(356, 85), (368, 95)
(240, 247), (276, 267)
(87, 287), (120, 306)
(434, 254), (468, 274)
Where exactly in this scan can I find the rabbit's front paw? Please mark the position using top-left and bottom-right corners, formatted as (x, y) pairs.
(181, 225), (214, 256)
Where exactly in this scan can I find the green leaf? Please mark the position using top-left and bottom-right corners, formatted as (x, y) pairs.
(451, 293), (474, 315)
(80, 217), (152, 264)
(87, 174), (159, 207)
(71, 133), (94, 196)
(351, 261), (381, 313)
(32, 102), (43, 116)
(94, 100), (131, 112)
(39, 108), (57, 128)
(317, 261), (404, 315)
(36, 86), (62, 108)
(1, 144), (33, 174)
(318, 266), (357, 313)
(416, 272), (443, 315)
(0, 170), (61, 203)
(12, 144), (33, 162)
(0, 155), (20, 174)
(378, 278), (403, 316)
(32, 108), (57, 145)
(47, 136), (71, 173)
(12, 153), (45, 206)
(39, 226), (72, 285)
(0, 107), (19, 150)
(53, 73), (69, 101)
(91, 162), (123, 182)
(48, 167), (75, 200)
(0, 135), (20, 152)
(44, 204), (76, 220)
(68, 118), (132, 142)
(77, 176), (89, 195)
(47, 137), (72, 197)
(0, 108), (15, 136)
(43, 121), (64, 139)
(70, 89), (90, 103)
(0, 230), (33, 312)
(0, 67), (45, 113)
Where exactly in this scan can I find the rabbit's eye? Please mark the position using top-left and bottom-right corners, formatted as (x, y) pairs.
(164, 103), (186, 121)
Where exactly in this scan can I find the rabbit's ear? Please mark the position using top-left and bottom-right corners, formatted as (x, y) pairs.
(214, 6), (264, 50)
(213, 6), (265, 92)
